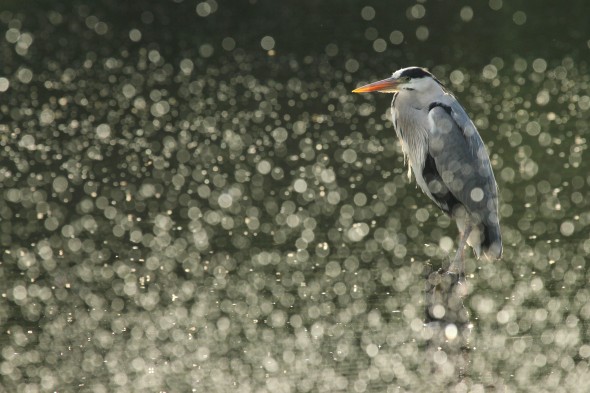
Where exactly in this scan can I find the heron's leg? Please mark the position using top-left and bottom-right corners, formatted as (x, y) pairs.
(448, 222), (472, 275)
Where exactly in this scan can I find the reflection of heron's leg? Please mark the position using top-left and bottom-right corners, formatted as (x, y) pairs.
(425, 223), (474, 382)
(449, 222), (472, 276)
(424, 266), (444, 323)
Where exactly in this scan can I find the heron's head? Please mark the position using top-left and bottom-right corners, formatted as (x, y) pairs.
(352, 66), (444, 95)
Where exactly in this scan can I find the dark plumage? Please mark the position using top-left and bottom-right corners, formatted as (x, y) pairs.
(399, 67), (432, 79)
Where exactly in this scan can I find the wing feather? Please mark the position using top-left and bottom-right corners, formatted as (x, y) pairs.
(427, 102), (502, 258)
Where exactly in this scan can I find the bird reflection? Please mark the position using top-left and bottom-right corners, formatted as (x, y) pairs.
(424, 263), (472, 381)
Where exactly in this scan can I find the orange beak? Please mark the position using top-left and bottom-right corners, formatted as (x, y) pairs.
(352, 77), (400, 93)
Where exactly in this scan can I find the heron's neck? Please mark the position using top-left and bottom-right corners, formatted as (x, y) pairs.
(399, 89), (446, 110)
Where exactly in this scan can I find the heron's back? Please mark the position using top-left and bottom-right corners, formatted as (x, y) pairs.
(392, 93), (502, 260)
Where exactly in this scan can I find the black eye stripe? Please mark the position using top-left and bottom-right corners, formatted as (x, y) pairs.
(399, 67), (431, 79)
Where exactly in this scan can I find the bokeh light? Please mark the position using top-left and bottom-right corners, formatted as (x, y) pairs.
(1, 1), (589, 392)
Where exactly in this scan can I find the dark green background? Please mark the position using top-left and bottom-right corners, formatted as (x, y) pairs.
(1, 1), (590, 391)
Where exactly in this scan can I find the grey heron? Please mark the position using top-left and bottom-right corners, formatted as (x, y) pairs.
(353, 67), (502, 275)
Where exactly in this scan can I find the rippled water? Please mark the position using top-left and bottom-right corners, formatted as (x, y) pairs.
(1, 1), (590, 392)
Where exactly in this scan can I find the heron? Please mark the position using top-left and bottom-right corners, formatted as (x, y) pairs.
(353, 67), (502, 276)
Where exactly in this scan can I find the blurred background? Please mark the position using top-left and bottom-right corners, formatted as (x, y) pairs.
(1, 0), (590, 391)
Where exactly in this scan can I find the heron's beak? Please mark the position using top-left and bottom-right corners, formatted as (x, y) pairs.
(352, 77), (400, 93)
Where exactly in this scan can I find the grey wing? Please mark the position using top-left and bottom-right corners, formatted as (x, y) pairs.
(426, 102), (499, 229)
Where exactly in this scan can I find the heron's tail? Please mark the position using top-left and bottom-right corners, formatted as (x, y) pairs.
(481, 223), (502, 260)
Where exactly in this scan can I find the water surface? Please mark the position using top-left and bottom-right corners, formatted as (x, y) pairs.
(1, 1), (590, 392)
